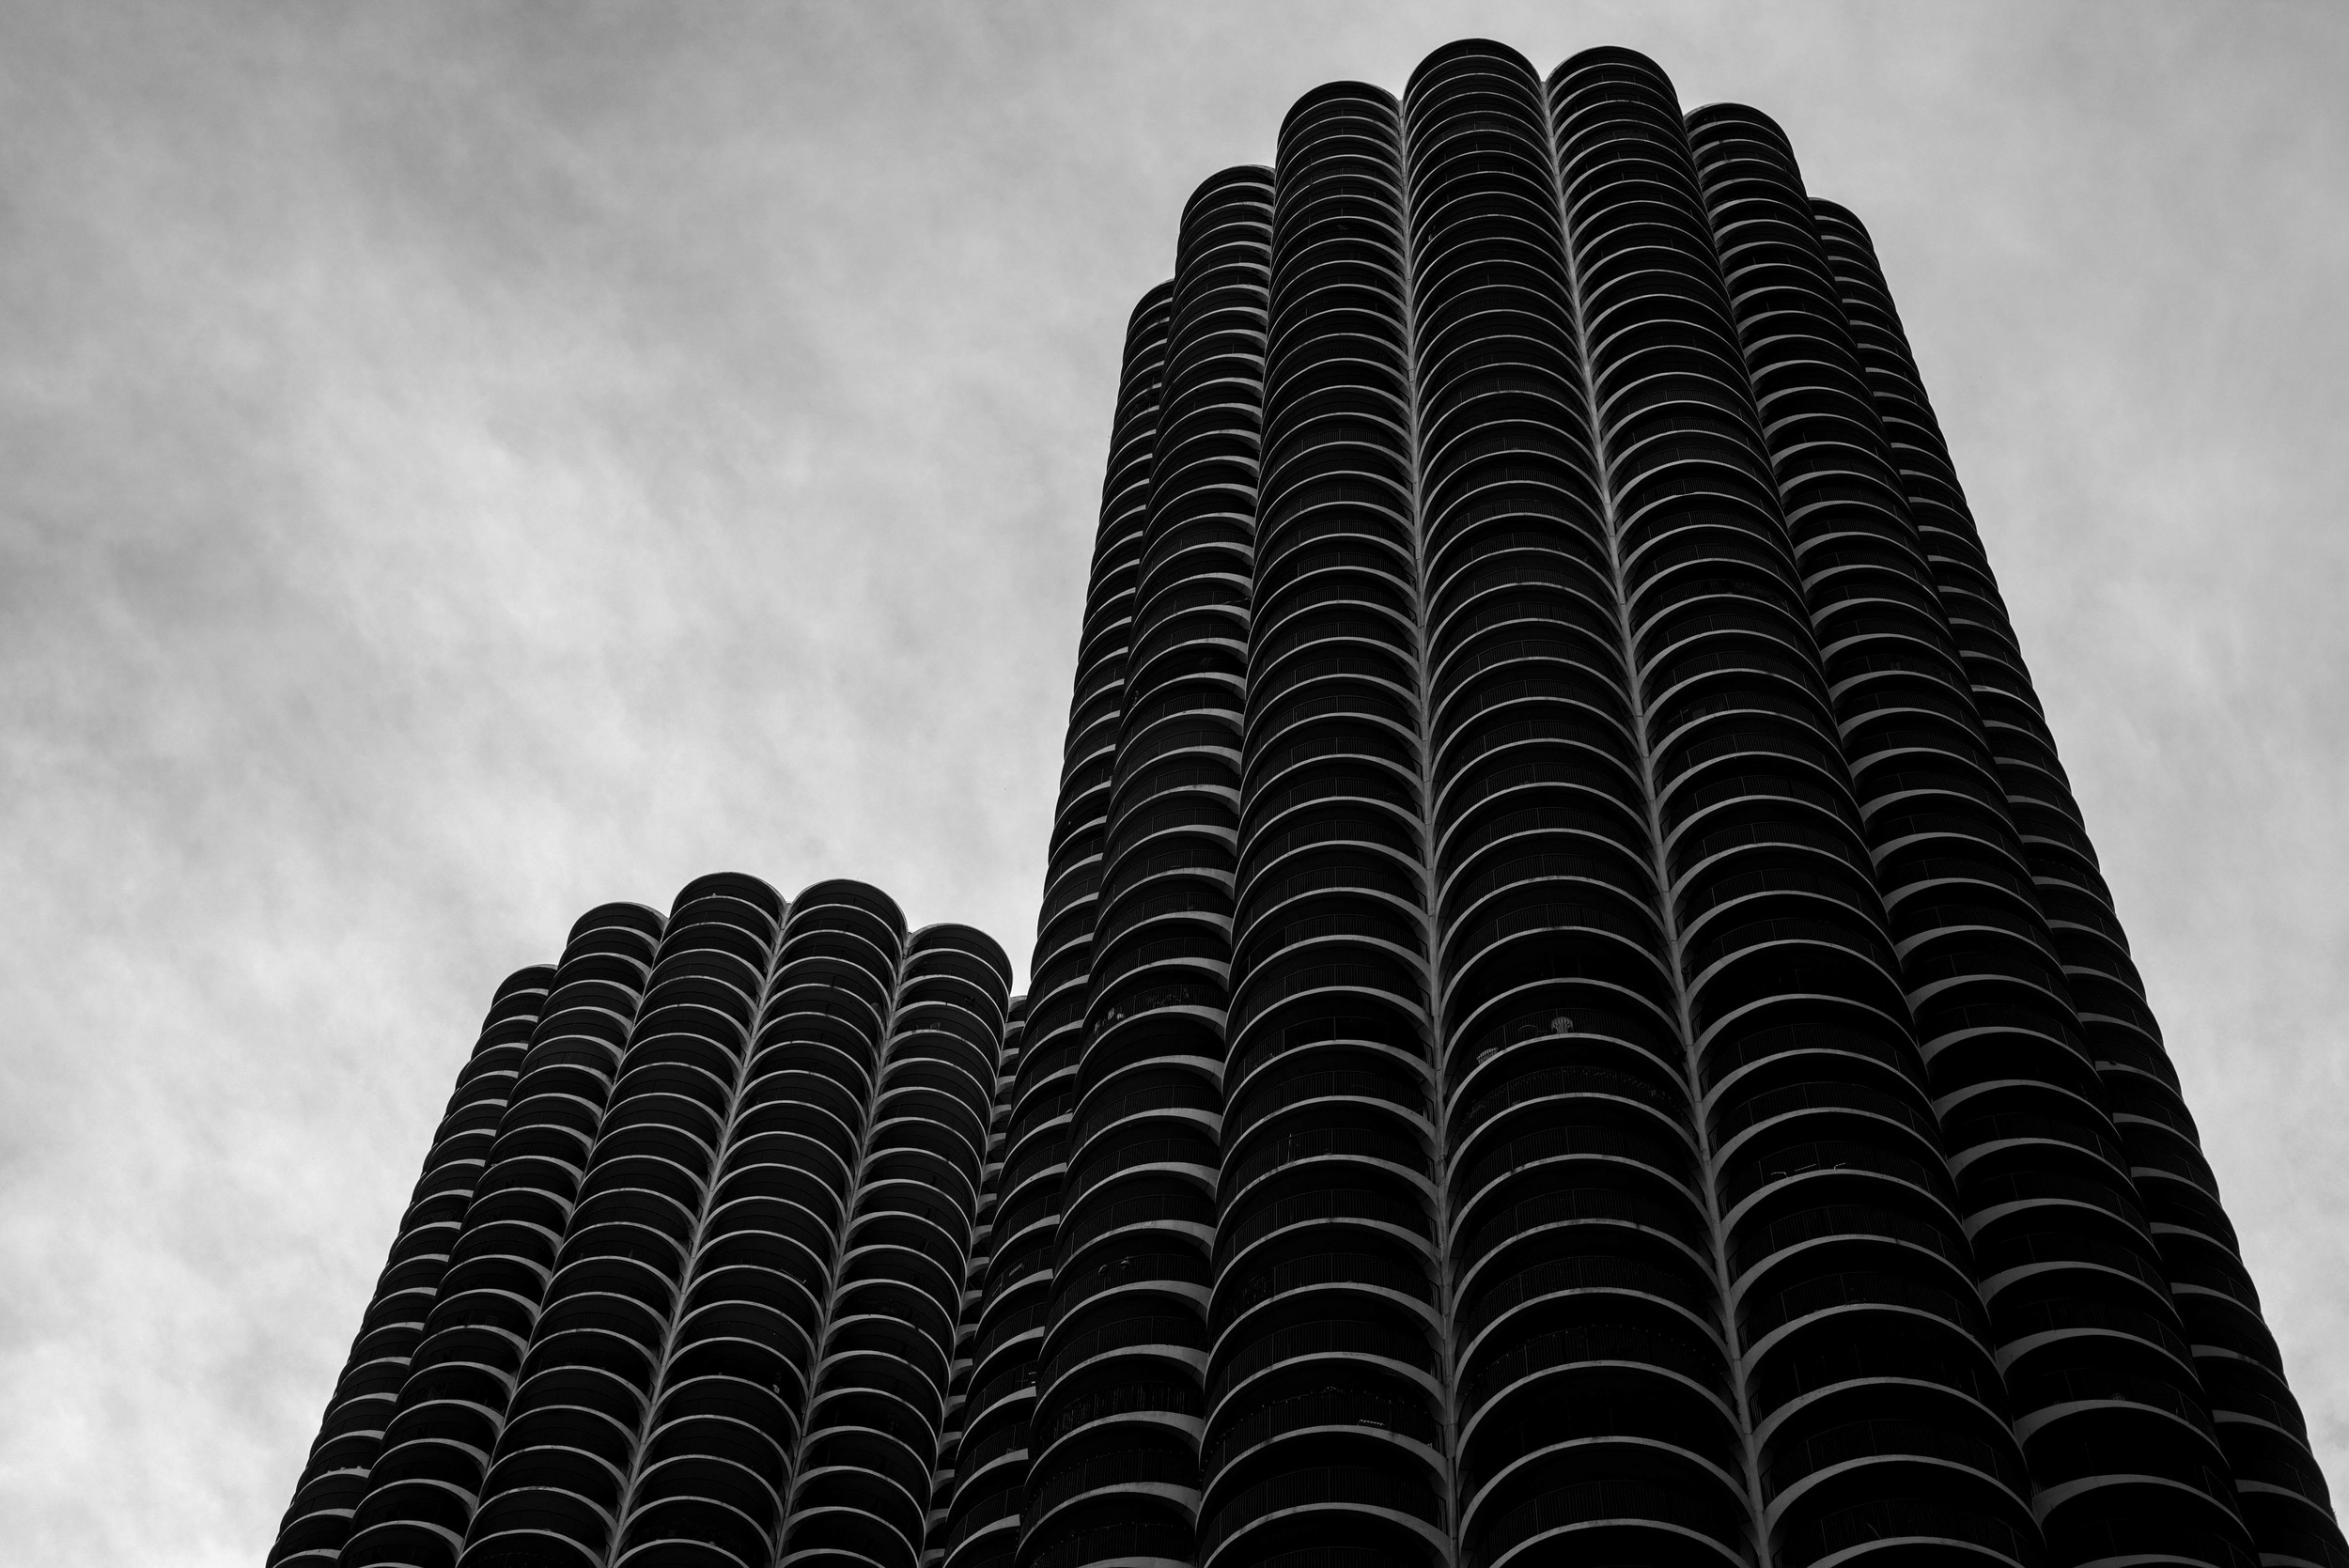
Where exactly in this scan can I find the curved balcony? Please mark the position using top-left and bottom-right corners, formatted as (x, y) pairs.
(459, 880), (784, 1568)
(1748, 1321), (2037, 1558)
(1020, 1313), (1208, 1568)
(561, 883), (882, 1568)
(1200, 1458), (1446, 1568)
(289, 880), (1023, 1568)
(1256, 522), (1411, 622)
(1433, 628), (1635, 755)
(1814, 181), (2333, 1560)
(1215, 102), (1442, 1481)
(1424, 706), (1643, 868)
(779, 924), (1009, 1568)
(1461, 1367), (1745, 1552)
(1206, 1404), (1448, 1567)
(1551, 40), (2046, 1568)
(1426, 548), (1615, 671)
(927, 1117), (1023, 1568)
(1427, 646), (1640, 795)
(1672, 107), (2284, 1560)
(1437, 906), (1675, 1087)
(1016, 172), (1269, 1568)
(1250, 595), (1416, 694)
(269, 964), (559, 1567)
(339, 904), (662, 1568)
(1255, 397), (1412, 505)
(1210, 610), (1443, 1568)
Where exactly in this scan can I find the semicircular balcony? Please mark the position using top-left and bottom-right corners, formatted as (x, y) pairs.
(270, 971), (564, 1568)
(1206, 1422), (1442, 1564)
(1196, 1445), (1448, 1568)
(338, 916), (663, 1568)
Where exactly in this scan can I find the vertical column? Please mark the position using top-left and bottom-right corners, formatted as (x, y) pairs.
(1816, 202), (2339, 1568)
(1675, 101), (2069, 1568)
(340, 902), (663, 1568)
(1021, 167), (1271, 1568)
(456, 875), (788, 1567)
(272, 965), (556, 1567)
(1029, 284), (1181, 1132)
(1546, 43), (2046, 1568)
(1688, 100), (2209, 1565)
(926, 994), (1026, 1564)
(939, 287), (1175, 1568)
(603, 880), (902, 1568)
(946, 989), (1067, 1568)
(1414, 41), (1747, 1568)
(1200, 77), (1448, 1568)
(782, 923), (1012, 1568)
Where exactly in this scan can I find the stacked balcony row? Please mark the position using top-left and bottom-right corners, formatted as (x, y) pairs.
(454, 873), (792, 1568)
(1023, 166), (1273, 1568)
(272, 878), (1017, 1568)
(1810, 200), (2342, 1568)
(926, 996), (1028, 1562)
(936, 289), (1180, 1568)
(1553, 45), (2048, 1568)
(270, 965), (559, 1567)
(785, 919), (1013, 1568)
(1429, 46), (1744, 1568)
(980, 33), (2342, 1568)
(596, 878), (896, 1568)
(1206, 75), (1438, 1568)
(1682, 103), (2269, 1568)
(336, 900), (667, 1568)
(270, 34), (2339, 1568)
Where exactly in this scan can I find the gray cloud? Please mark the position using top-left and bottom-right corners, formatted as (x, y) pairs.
(1, 3), (2342, 1560)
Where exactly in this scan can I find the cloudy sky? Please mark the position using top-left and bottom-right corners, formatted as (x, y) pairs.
(1, 2), (2343, 1561)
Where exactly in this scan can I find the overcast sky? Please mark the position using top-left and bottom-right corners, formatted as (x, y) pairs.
(1, 3), (2343, 1562)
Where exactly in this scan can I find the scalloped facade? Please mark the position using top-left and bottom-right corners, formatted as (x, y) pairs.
(272, 876), (1016, 1568)
(275, 37), (2341, 1568)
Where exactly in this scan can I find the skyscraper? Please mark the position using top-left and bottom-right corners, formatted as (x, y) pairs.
(271, 876), (1017, 1568)
(275, 38), (2341, 1568)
